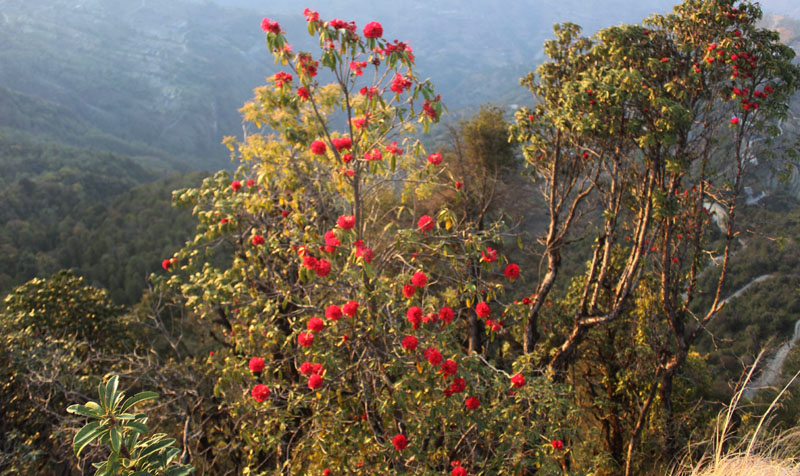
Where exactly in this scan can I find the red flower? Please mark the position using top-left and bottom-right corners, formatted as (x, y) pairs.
(326, 305), (342, 321)
(661, 57), (669, 63)
(332, 137), (352, 151)
(510, 373), (526, 388)
(323, 230), (340, 253)
(423, 347), (442, 366)
(349, 61), (367, 76)
(297, 87), (310, 99)
(439, 306), (454, 323)
(445, 377), (466, 397)
(401, 335), (418, 351)
(411, 271), (428, 288)
(252, 234), (265, 246)
(260, 17), (281, 34)
(298, 332), (315, 347)
(303, 8), (319, 22)
(299, 362), (314, 375)
(251, 384), (271, 402)
(392, 434), (408, 451)
(323, 470), (331, 476)
(315, 259), (331, 277)
(308, 373), (324, 390)
(422, 312), (438, 325)
(451, 466), (468, 476)
(161, 258), (172, 270)
(360, 86), (379, 99)
(307, 317), (325, 333)
(303, 255), (318, 270)
(272, 71), (292, 88)
(246, 179), (255, 187)
(342, 153), (354, 163)
(352, 116), (368, 129)
(455, 181), (463, 190)
(730, 116), (739, 125)
(427, 152), (443, 165)
(402, 284), (417, 298)
(310, 140), (327, 155)
(481, 247), (498, 262)
(504, 263), (520, 279)
(343, 301), (359, 317)
(355, 246), (373, 263)
(407, 306), (423, 330)
(475, 301), (491, 318)
(465, 396), (481, 410)
(249, 357), (265, 374)
(377, 142), (400, 157)
(418, 215), (434, 232)
(440, 359), (458, 377)
(363, 21), (383, 38)
(390, 73), (413, 94)
(364, 148), (383, 161)
(337, 215), (355, 230)
(551, 440), (564, 450)
(231, 180), (242, 191)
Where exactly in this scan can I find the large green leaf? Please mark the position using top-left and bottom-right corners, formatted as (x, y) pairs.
(119, 391), (159, 414)
(73, 421), (104, 457)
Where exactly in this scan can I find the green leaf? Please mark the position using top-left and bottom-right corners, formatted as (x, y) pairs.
(119, 391), (159, 414)
(103, 376), (119, 411)
(109, 426), (122, 454)
(73, 421), (104, 457)
(67, 402), (103, 418)
(138, 437), (176, 459)
(165, 467), (195, 476)
(125, 421), (149, 435)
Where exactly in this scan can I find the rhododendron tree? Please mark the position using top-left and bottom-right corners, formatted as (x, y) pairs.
(166, 8), (572, 475)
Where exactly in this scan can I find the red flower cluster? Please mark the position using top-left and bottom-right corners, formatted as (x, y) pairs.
(364, 148), (383, 161)
(411, 271), (428, 288)
(332, 137), (352, 151)
(418, 215), (434, 232)
(337, 215), (355, 230)
(252, 234), (265, 246)
(297, 87), (310, 100)
(439, 306), (454, 323)
(251, 384), (271, 402)
(407, 306), (423, 329)
(307, 317), (325, 333)
(551, 439), (564, 450)
(475, 301), (491, 318)
(298, 332), (315, 347)
(444, 377), (466, 397)
(386, 141), (403, 155)
(273, 71), (292, 88)
(510, 373), (526, 388)
(481, 247), (497, 262)
(363, 21), (383, 39)
(323, 230), (340, 253)
(451, 465), (468, 476)
(423, 347), (442, 366)
(308, 373), (324, 390)
(310, 140), (327, 155)
(354, 241), (373, 263)
(360, 86), (379, 99)
(303, 8), (319, 22)
(504, 263), (520, 279)
(465, 396), (480, 410)
(401, 335), (418, 351)
(440, 359), (458, 377)
(402, 284), (416, 298)
(392, 434), (408, 451)
(298, 53), (318, 78)
(325, 304), (342, 321)
(299, 362), (323, 375)
(249, 357), (265, 374)
(390, 73), (413, 94)
(330, 18), (357, 32)
(260, 17), (281, 34)
(349, 61), (367, 75)
(427, 152), (442, 165)
(231, 180), (242, 191)
(422, 99), (438, 119)
(381, 40), (415, 64)
(343, 300), (359, 317)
